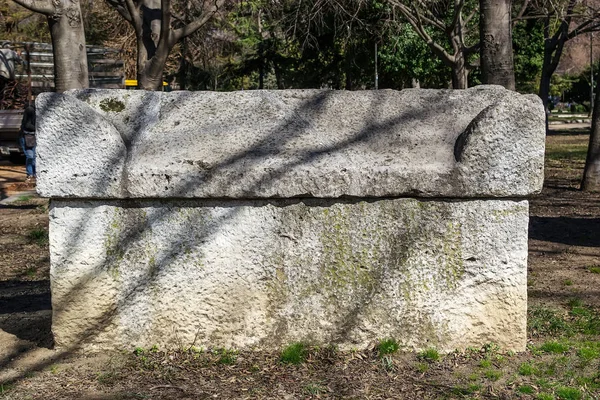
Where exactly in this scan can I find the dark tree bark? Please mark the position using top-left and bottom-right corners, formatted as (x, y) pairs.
(480, 0), (515, 89)
(11, 0), (89, 92)
(582, 71), (600, 191)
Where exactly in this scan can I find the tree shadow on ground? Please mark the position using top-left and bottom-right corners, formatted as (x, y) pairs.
(529, 216), (600, 247)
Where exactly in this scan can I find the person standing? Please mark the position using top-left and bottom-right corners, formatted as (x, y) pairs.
(19, 99), (36, 183)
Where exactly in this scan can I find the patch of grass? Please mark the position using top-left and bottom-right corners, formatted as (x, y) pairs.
(0, 383), (13, 394)
(303, 382), (326, 395)
(567, 298), (583, 308)
(588, 266), (600, 274)
(539, 341), (570, 354)
(564, 279), (574, 286)
(97, 371), (119, 385)
(216, 348), (237, 365)
(17, 195), (32, 202)
(484, 369), (502, 381)
(518, 385), (535, 395)
(133, 347), (145, 356)
(417, 348), (440, 362)
(380, 355), (395, 371)
(577, 346), (600, 362)
(377, 338), (399, 356)
(537, 394), (555, 400)
(528, 307), (571, 337)
(479, 359), (492, 368)
(451, 384), (480, 396)
(280, 342), (306, 365)
(555, 386), (582, 400)
(414, 362), (429, 373)
(27, 228), (48, 245)
(519, 362), (536, 376)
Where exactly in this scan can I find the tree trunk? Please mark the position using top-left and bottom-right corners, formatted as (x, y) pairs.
(480, 0), (515, 89)
(47, 0), (89, 92)
(137, 0), (163, 90)
(582, 71), (600, 191)
(451, 55), (468, 89)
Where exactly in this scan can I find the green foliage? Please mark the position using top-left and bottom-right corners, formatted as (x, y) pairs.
(555, 386), (582, 400)
(216, 348), (237, 365)
(280, 342), (307, 365)
(513, 20), (544, 94)
(484, 369), (502, 381)
(377, 338), (399, 356)
(519, 362), (536, 376)
(577, 346), (600, 362)
(378, 25), (448, 89)
(528, 307), (571, 337)
(518, 385), (535, 394)
(588, 266), (600, 274)
(28, 228), (48, 246)
(537, 393), (555, 400)
(417, 348), (440, 362)
(539, 341), (570, 354)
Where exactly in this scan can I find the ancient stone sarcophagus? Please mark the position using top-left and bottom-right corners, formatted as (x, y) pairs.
(37, 87), (545, 352)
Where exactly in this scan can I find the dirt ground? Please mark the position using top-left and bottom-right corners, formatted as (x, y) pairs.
(0, 127), (599, 399)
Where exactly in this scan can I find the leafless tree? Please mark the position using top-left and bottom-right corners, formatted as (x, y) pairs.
(105, 0), (225, 90)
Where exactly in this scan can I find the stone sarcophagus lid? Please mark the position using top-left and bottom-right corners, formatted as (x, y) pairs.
(37, 87), (545, 352)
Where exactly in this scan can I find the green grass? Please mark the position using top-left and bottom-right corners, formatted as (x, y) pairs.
(417, 348), (440, 362)
(16, 195), (33, 202)
(588, 266), (600, 274)
(27, 228), (48, 245)
(555, 386), (582, 400)
(478, 359), (492, 368)
(563, 279), (573, 286)
(216, 348), (237, 365)
(280, 342), (307, 365)
(537, 394), (555, 400)
(545, 145), (588, 162)
(577, 346), (600, 362)
(539, 341), (570, 354)
(377, 338), (399, 356)
(484, 369), (502, 381)
(518, 385), (535, 394)
(519, 362), (536, 376)
(415, 362), (429, 373)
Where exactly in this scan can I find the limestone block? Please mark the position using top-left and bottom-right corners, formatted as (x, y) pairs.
(49, 198), (528, 352)
(36, 87), (545, 199)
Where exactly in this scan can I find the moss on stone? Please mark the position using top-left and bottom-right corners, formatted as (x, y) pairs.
(99, 98), (125, 113)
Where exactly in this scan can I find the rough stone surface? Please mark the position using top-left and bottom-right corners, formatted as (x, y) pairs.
(36, 86), (545, 199)
(49, 198), (528, 352)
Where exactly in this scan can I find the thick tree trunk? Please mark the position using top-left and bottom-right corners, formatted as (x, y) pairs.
(47, 0), (88, 92)
(480, 0), (515, 89)
(137, 0), (164, 90)
(582, 72), (600, 191)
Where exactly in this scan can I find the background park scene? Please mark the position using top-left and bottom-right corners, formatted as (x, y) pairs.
(1, 0), (600, 398)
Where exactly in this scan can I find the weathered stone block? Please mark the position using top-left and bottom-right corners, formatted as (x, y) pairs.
(36, 87), (545, 199)
(37, 87), (543, 353)
(50, 199), (528, 352)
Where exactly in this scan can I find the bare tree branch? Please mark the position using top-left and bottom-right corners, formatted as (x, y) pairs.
(171, 0), (224, 44)
(10, 0), (54, 16)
